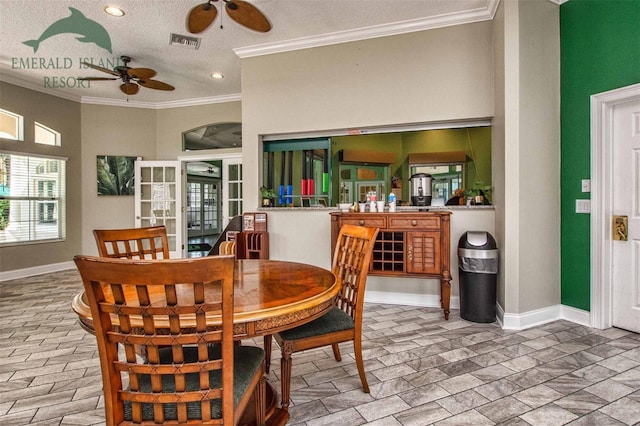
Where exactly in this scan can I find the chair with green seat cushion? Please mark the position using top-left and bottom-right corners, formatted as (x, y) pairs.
(74, 254), (266, 426)
(266, 224), (379, 410)
(125, 345), (264, 421)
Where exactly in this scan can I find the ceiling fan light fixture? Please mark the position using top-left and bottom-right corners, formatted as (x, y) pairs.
(211, 72), (224, 79)
(104, 6), (125, 17)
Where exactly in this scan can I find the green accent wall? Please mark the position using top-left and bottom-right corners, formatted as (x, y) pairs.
(560, 0), (640, 310)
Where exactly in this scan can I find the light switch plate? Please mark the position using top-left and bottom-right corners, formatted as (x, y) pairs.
(581, 179), (591, 192)
(576, 199), (591, 213)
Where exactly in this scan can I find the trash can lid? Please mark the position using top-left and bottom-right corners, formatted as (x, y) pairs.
(459, 231), (497, 249)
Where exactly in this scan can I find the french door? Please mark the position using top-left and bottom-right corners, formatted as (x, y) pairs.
(134, 161), (183, 258)
(221, 157), (243, 227)
(187, 178), (222, 238)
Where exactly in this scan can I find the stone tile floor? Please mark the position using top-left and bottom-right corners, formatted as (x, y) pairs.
(1, 269), (639, 425)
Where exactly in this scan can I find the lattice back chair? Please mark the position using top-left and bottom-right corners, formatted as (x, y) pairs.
(93, 226), (170, 259)
(74, 255), (266, 425)
(218, 241), (237, 256)
(266, 224), (379, 410)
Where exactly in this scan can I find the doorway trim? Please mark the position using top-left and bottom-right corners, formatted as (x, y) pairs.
(590, 83), (640, 329)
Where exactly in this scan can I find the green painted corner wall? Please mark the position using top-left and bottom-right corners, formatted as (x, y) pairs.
(560, 0), (640, 310)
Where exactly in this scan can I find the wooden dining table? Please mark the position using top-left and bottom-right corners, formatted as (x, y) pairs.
(72, 258), (339, 426)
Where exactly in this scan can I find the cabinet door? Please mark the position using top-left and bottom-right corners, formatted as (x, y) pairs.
(406, 231), (441, 275)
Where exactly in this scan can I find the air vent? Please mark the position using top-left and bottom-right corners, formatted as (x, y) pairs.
(170, 33), (201, 50)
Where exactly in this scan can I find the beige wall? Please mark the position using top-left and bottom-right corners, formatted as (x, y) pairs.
(517, 0), (561, 312)
(0, 82), (82, 272)
(2, 2), (562, 320)
(495, 0), (561, 317)
(492, 1), (507, 309)
(241, 22), (495, 297)
(79, 104), (157, 255)
(156, 102), (241, 160)
(242, 22), (495, 210)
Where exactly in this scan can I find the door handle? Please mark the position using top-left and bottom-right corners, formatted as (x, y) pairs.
(613, 215), (628, 241)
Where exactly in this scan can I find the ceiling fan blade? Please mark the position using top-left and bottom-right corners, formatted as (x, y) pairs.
(187, 3), (218, 34)
(225, 0), (271, 32)
(77, 77), (118, 81)
(81, 62), (119, 76)
(138, 79), (175, 91)
(128, 68), (157, 79)
(120, 82), (139, 95)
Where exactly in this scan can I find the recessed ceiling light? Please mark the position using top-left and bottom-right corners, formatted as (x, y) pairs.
(211, 72), (224, 80)
(104, 6), (125, 17)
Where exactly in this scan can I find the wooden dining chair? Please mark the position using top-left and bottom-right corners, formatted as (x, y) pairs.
(93, 226), (170, 259)
(74, 254), (266, 426)
(218, 240), (237, 256)
(265, 224), (379, 410)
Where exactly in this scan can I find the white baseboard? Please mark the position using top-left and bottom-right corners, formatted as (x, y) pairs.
(365, 290), (460, 310)
(367, 291), (591, 331)
(500, 304), (562, 330)
(495, 303), (592, 330)
(561, 305), (591, 327)
(0, 261), (75, 282)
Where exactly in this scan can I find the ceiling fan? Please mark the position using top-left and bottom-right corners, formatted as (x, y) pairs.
(187, 0), (271, 34)
(78, 56), (175, 96)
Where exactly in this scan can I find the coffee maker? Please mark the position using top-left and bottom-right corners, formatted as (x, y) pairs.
(409, 173), (433, 206)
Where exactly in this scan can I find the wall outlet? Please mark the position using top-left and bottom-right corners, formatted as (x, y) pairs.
(576, 199), (591, 214)
(581, 179), (591, 192)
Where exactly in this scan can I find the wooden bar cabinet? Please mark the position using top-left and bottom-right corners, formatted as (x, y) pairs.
(330, 211), (452, 319)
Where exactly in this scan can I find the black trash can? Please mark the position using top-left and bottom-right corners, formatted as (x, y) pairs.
(458, 231), (498, 323)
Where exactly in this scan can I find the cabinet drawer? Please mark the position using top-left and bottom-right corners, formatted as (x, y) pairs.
(340, 217), (387, 228)
(388, 216), (441, 230)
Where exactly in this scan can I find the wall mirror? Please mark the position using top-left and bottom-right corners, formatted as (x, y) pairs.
(182, 122), (241, 151)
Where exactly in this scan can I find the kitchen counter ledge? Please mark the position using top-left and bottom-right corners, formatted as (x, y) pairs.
(258, 205), (494, 211)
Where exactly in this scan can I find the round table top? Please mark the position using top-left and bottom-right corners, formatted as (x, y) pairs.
(72, 258), (339, 337)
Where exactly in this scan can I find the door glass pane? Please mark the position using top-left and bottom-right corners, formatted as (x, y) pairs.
(165, 219), (176, 235)
(153, 167), (164, 181)
(141, 167), (151, 182)
(165, 167), (176, 182)
(141, 184), (151, 200)
(141, 202), (152, 217)
(229, 164), (239, 180)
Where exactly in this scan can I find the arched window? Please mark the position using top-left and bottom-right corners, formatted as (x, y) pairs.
(35, 122), (61, 146)
(0, 109), (23, 140)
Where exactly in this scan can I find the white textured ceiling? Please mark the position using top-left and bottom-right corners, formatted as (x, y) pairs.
(0, 0), (497, 106)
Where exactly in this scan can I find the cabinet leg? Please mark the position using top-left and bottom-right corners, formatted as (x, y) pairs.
(441, 277), (451, 320)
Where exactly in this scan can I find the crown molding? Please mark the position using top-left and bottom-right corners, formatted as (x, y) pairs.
(80, 93), (242, 109)
(1, 73), (241, 108)
(0, 73), (81, 103)
(235, 0), (500, 58)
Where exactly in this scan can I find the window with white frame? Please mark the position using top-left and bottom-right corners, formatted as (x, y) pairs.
(34, 122), (61, 146)
(0, 109), (24, 140)
(0, 153), (67, 245)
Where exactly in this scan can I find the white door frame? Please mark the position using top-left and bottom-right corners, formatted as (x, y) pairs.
(590, 83), (640, 329)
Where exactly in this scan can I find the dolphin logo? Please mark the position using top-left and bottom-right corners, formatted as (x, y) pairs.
(23, 7), (112, 53)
